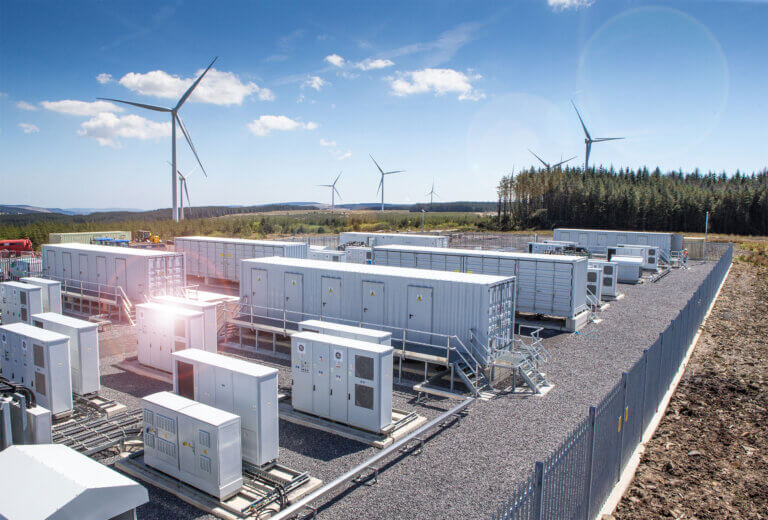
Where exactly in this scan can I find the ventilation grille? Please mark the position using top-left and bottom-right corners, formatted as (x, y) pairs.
(156, 413), (176, 433)
(143, 410), (154, 425)
(157, 438), (177, 459)
(198, 429), (210, 448)
(355, 384), (374, 410)
(587, 284), (598, 296)
(145, 432), (155, 449)
(199, 455), (212, 473)
(587, 272), (598, 282)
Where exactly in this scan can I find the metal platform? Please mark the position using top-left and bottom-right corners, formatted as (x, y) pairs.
(516, 308), (591, 333)
(114, 356), (174, 384)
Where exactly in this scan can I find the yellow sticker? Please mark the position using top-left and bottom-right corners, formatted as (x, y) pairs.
(618, 416), (622, 432)
(329, 287), (333, 293)
(292, 281), (296, 286)
(258, 277), (262, 281)
(625, 406), (629, 421)
(417, 295), (422, 301)
(370, 291), (375, 296)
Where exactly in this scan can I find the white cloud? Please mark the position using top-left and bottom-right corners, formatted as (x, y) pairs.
(319, 138), (336, 147)
(40, 99), (125, 116)
(247, 115), (318, 137)
(324, 54), (345, 67)
(302, 75), (327, 91)
(388, 68), (485, 101)
(77, 112), (170, 147)
(18, 123), (39, 134)
(16, 101), (37, 111)
(335, 150), (352, 160)
(96, 73), (113, 84)
(297, 94), (305, 103)
(547, 0), (594, 10)
(355, 58), (394, 71)
(118, 68), (273, 105)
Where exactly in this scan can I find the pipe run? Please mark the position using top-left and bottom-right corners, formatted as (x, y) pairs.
(271, 396), (474, 520)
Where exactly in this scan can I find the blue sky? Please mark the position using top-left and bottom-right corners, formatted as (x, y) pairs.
(1, 0), (767, 210)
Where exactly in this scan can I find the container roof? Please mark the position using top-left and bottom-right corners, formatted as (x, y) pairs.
(172, 349), (278, 378)
(42, 243), (178, 256)
(1, 280), (41, 290)
(19, 276), (60, 286)
(293, 331), (394, 354)
(300, 319), (392, 339)
(176, 236), (302, 247)
(32, 312), (99, 330)
(341, 232), (444, 239)
(243, 256), (514, 285)
(554, 228), (679, 237)
(135, 302), (204, 317)
(0, 444), (148, 520)
(0, 321), (70, 342)
(372, 244), (586, 263)
(153, 295), (218, 309)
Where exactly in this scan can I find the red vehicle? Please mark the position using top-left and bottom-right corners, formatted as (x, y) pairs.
(0, 238), (33, 254)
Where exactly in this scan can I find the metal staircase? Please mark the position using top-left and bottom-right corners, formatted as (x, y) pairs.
(493, 327), (551, 394)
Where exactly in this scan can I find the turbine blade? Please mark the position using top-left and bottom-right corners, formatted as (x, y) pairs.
(333, 171), (342, 185)
(369, 154), (384, 175)
(384, 170), (404, 175)
(585, 142), (591, 170)
(176, 114), (208, 178)
(528, 149), (549, 168)
(98, 98), (170, 113)
(184, 181), (190, 206)
(334, 187), (342, 200)
(571, 100), (591, 141)
(552, 156), (577, 168)
(376, 178), (383, 195)
(593, 137), (624, 142)
(176, 57), (218, 111)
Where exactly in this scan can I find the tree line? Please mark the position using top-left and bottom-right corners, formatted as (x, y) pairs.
(494, 167), (768, 235)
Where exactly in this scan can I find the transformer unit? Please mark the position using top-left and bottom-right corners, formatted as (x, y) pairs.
(41, 243), (185, 303)
(588, 260), (620, 299)
(308, 246), (346, 262)
(0, 281), (43, 325)
(345, 246), (373, 264)
(291, 332), (393, 433)
(610, 257), (644, 283)
(586, 267), (603, 302)
(173, 236), (308, 283)
(142, 391), (243, 500)
(153, 295), (219, 353)
(136, 303), (206, 373)
(31, 312), (99, 395)
(172, 349), (279, 466)
(299, 319), (392, 345)
(612, 244), (658, 270)
(552, 228), (683, 257)
(339, 232), (449, 248)
(0, 322), (72, 415)
(19, 277), (62, 314)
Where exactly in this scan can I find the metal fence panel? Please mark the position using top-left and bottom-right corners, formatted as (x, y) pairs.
(621, 361), (646, 466)
(588, 383), (625, 518)
(541, 416), (591, 520)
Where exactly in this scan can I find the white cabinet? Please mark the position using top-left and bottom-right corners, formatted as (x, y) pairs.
(20, 277), (62, 314)
(0, 282), (43, 325)
(136, 303), (204, 372)
(153, 295), (219, 353)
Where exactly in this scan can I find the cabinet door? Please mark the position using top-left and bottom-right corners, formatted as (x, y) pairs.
(312, 342), (330, 418)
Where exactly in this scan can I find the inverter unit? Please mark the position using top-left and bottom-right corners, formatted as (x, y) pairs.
(616, 244), (658, 270)
(345, 246), (373, 264)
(136, 303), (205, 373)
(32, 312), (100, 395)
(588, 260), (619, 299)
(0, 282), (43, 325)
(610, 256), (644, 283)
(172, 349), (279, 466)
(142, 391), (243, 500)
(299, 319), (392, 345)
(339, 232), (449, 248)
(20, 277), (62, 314)
(308, 247), (346, 262)
(586, 267), (603, 302)
(291, 332), (393, 433)
(153, 295), (219, 353)
(0, 322), (72, 415)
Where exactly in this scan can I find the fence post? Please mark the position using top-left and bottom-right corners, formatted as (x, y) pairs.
(534, 461), (545, 520)
(584, 406), (597, 520)
(618, 372), (628, 481)
(640, 349), (649, 435)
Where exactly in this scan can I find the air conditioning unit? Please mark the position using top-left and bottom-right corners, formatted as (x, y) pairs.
(587, 267), (603, 302)
(0, 282), (43, 325)
(291, 331), (393, 433)
(298, 319), (392, 345)
(19, 278), (62, 314)
(136, 303), (205, 372)
(143, 391), (242, 500)
(171, 349), (279, 466)
(588, 260), (619, 299)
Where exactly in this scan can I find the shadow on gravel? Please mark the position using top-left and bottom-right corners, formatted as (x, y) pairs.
(101, 370), (172, 397)
(278, 420), (369, 461)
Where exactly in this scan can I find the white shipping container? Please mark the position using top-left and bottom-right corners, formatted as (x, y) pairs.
(153, 295), (219, 352)
(0, 281), (43, 325)
(610, 256), (644, 283)
(339, 232), (449, 248)
(345, 246), (372, 264)
(172, 349), (279, 466)
(174, 236), (308, 283)
(48, 231), (132, 244)
(291, 332), (393, 432)
(240, 257), (515, 366)
(0, 322), (73, 415)
(372, 245), (588, 320)
(31, 312), (100, 395)
(299, 319), (392, 345)
(136, 303), (206, 372)
(588, 260), (619, 299)
(20, 277), (62, 314)
(41, 243), (185, 302)
(142, 391), (242, 500)
(552, 228), (683, 256)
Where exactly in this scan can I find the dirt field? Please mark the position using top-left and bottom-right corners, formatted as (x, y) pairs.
(613, 250), (768, 519)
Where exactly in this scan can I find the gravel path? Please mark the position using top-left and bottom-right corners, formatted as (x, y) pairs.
(92, 261), (716, 520)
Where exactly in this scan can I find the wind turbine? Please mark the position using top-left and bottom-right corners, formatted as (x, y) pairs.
(99, 57), (217, 221)
(168, 162), (204, 220)
(370, 155), (404, 212)
(317, 171), (342, 212)
(528, 149), (576, 171)
(571, 100), (624, 172)
(426, 179), (439, 205)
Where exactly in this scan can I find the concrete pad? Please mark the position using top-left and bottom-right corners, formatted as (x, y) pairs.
(114, 357), (173, 384)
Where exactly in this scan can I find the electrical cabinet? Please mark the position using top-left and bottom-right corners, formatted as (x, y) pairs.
(586, 267), (603, 302)
(142, 391), (243, 500)
(171, 349), (279, 466)
(153, 295), (219, 353)
(609, 257), (644, 283)
(32, 312), (100, 395)
(345, 247), (372, 264)
(308, 247), (346, 262)
(20, 277), (62, 314)
(0, 282), (43, 325)
(0, 322), (72, 415)
(609, 245), (658, 270)
(291, 332), (393, 433)
(299, 319), (392, 345)
(136, 303), (205, 373)
(588, 260), (619, 299)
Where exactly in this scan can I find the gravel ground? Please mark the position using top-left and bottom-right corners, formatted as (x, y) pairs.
(91, 261), (716, 520)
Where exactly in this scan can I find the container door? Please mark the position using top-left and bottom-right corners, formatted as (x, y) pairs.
(115, 258), (127, 295)
(348, 350), (377, 431)
(313, 341), (330, 418)
(214, 366), (234, 411)
(578, 232), (589, 247)
(78, 254), (88, 281)
(178, 415), (197, 476)
(361, 281), (385, 325)
(249, 269), (268, 316)
(284, 273), (304, 323)
(225, 243), (236, 280)
(329, 345), (347, 422)
(534, 260), (556, 315)
(176, 360), (195, 399)
(96, 256), (107, 287)
(321, 277), (342, 319)
(45, 250), (55, 276)
(62, 253), (72, 280)
(406, 286), (433, 345)
(197, 363), (215, 404)
(292, 340), (313, 413)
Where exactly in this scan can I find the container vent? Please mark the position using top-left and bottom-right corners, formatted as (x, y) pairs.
(199, 455), (212, 473)
(156, 413), (176, 433)
(144, 410), (154, 425)
(199, 429), (210, 448)
(145, 432), (155, 449)
(355, 384), (374, 410)
(34, 372), (46, 396)
(33, 344), (45, 368)
(355, 355), (374, 381)
(157, 437), (177, 459)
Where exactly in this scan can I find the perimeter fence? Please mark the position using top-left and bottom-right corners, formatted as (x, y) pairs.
(491, 242), (733, 520)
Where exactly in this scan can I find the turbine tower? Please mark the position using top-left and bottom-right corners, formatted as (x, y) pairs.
(571, 100), (624, 172)
(426, 179), (439, 205)
(370, 155), (404, 213)
(528, 149), (576, 171)
(169, 162), (204, 220)
(99, 57), (217, 221)
(317, 171), (342, 212)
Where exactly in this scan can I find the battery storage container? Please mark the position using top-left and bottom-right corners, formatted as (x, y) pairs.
(153, 295), (219, 353)
(142, 391), (242, 500)
(20, 277), (62, 314)
(0, 282), (43, 325)
(291, 332), (393, 432)
(173, 236), (308, 283)
(299, 319), (392, 345)
(339, 232), (449, 248)
(31, 312), (100, 395)
(552, 229), (683, 256)
(136, 303), (205, 372)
